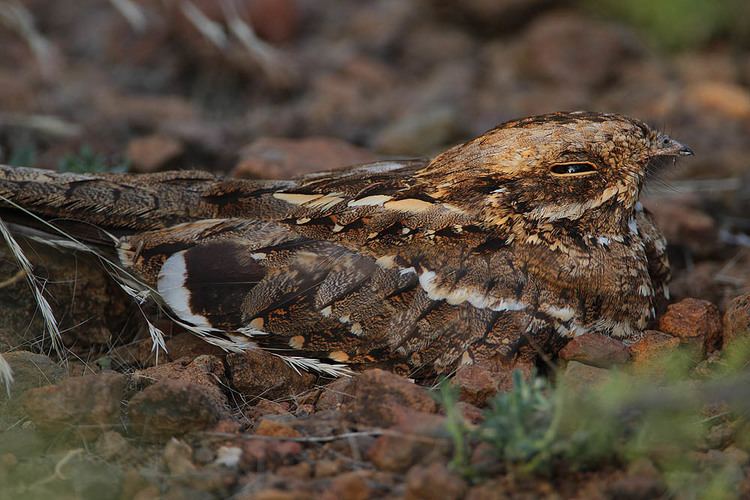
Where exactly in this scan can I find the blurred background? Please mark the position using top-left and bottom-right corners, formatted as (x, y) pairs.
(0, 0), (749, 304)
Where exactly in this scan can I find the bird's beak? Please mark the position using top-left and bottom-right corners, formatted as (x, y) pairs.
(653, 136), (694, 157)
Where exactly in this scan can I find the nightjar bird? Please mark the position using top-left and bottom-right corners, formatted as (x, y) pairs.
(0, 112), (693, 377)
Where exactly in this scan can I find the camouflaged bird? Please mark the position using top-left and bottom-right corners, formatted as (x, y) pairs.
(0, 112), (693, 377)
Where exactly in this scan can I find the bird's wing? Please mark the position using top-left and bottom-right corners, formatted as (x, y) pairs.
(119, 214), (540, 375)
(636, 205), (671, 307)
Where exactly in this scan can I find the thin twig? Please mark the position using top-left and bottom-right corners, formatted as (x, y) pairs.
(200, 429), (447, 444)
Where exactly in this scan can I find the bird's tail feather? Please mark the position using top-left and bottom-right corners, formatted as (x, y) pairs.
(0, 164), (226, 243)
(0, 165), (351, 384)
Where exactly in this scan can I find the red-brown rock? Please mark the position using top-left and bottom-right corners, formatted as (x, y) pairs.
(367, 409), (449, 472)
(226, 349), (317, 400)
(561, 361), (613, 392)
(127, 134), (184, 173)
(164, 333), (225, 360)
(628, 331), (681, 373)
(315, 376), (355, 411)
(233, 137), (377, 179)
(255, 418), (302, 438)
(404, 463), (467, 500)
(321, 470), (373, 500)
(494, 359), (535, 393)
(458, 402), (484, 424)
(0, 351), (65, 407)
(133, 355), (228, 410)
(452, 364), (499, 407)
(128, 379), (225, 441)
(559, 333), (631, 368)
(658, 298), (722, 353)
(21, 372), (126, 437)
(343, 369), (437, 427)
(239, 439), (303, 471)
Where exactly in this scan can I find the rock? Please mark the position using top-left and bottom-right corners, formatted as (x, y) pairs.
(246, 399), (292, 420)
(606, 458), (665, 499)
(452, 364), (498, 407)
(107, 337), (160, 370)
(239, 440), (303, 471)
(133, 355), (228, 410)
(723, 294), (750, 347)
(20, 372), (126, 437)
(232, 137), (377, 179)
(458, 402), (484, 424)
(520, 12), (640, 89)
(559, 333), (631, 368)
(0, 245), (131, 355)
(94, 431), (131, 461)
(321, 470), (373, 500)
(255, 418), (302, 438)
(127, 135), (184, 173)
(164, 333), (225, 360)
(368, 428), (449, 473)
(0, 351), (65, 408)
(367, 410), (449, 472)
(276, 462), (311, 480)
(343, 369), (437, 427)
(494, 359), (535, 393)
(561, 361), (612, 392)
(128, 379), (225, 441)
(404, 463), (467, 500)
(226, 349), (317, 400)
(466, 479), (514, 500)
(314, 459), (342, 478)
(163, 438), (196, 475)
(315, 377), (355, 411)
(213, 446), (241, 468)
(628, 331), (681, 373)
(658, 298), (722, 353)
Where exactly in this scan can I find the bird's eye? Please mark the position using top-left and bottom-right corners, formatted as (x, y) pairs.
(550, 162), (598, 176)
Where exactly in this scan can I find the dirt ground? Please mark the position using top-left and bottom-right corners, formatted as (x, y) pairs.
(2, 1), (750, 499)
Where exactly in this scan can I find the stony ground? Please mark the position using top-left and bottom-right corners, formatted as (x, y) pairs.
(2, 0), (750, 499)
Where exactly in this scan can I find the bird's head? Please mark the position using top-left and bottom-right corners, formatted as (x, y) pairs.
(420, 111), (693, 229)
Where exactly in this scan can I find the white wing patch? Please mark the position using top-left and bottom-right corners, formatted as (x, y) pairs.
(158, 251), (213, 329)
(348, 195), (393, 207)
(355, 161), (407, 174)
(417, 269), (526, 312)
(272, 193), (323, 205)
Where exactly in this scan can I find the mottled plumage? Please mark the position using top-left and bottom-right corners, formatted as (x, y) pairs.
(0, 112), (693, 377)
